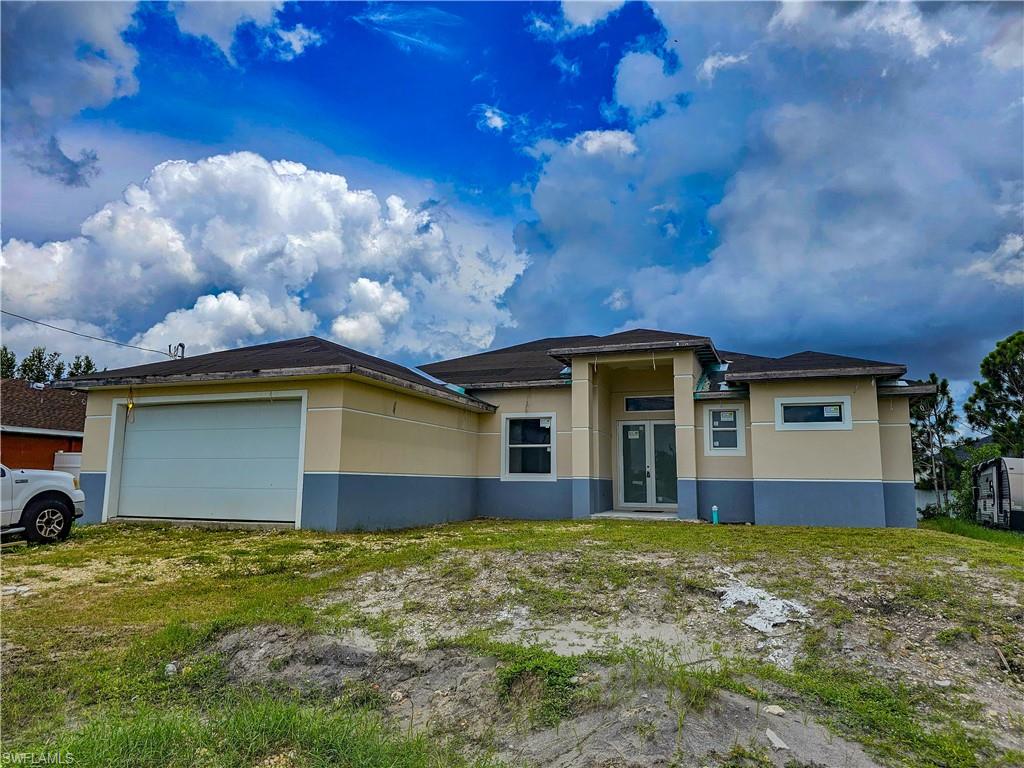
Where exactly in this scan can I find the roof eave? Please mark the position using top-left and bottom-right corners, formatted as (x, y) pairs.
(725, 365), (907, 382)
(462, 378), (570, 391)
(55, 364), (495, 413)
(878, 383), (937, 398)
(547, 338), (720, 365)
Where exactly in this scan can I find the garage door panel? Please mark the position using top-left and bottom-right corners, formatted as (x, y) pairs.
(120, 457), (298, 491)
(127, 401), (301, 431)
(117, 399), (302, 523)
(118, 486), (298, 522)
(123, 427), (300, 461)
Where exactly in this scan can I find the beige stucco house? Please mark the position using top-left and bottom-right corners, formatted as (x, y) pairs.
(64, 330), (933, 530)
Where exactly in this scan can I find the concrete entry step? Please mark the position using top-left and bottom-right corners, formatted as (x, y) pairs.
(590, 511), (686, 522)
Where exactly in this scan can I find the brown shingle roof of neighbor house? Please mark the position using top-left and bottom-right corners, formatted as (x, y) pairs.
(1, 378), (87, 433)
(58, 336), (495, 413)
(419, 329), (720, 388)
(724, 350), (906, 382)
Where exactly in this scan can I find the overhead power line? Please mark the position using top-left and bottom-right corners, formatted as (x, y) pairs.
(1, 310), (176, 359)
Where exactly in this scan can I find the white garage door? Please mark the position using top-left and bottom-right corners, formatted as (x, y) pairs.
(117, 399), (302, 522)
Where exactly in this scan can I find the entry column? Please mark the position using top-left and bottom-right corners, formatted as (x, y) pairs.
(570, 358), (594, 518)
(672, 352), (698, 519)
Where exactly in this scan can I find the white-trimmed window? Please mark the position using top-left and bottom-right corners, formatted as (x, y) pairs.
(501, 413), (557, 481)
(774, 395), (852, 431)
(704, 404), (746, 456)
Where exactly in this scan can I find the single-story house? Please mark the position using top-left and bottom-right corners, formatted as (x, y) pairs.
(1, 378), (86, 470)
(60, 330), (934, 530)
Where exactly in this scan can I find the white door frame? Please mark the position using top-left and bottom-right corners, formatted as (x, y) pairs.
(101, 390), (308, 529)
(616, 419), (677, 509)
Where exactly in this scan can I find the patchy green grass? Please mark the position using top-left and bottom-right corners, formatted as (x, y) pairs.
(921, 517), (1024, 548)
(740, 629), (995, 768)
(49, 694), (499, 768)
(2, 518), (1022, 766)
(432, 631), (593, 727)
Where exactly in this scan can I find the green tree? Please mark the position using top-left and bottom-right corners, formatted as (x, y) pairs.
(16, 346), (65, 383)
(965, 331), (1024, 456)
(0, 346), (15, 379)
(911, 373), (958, 512)
(68, 354), (97, 377)
(950, 441), (1002, 520)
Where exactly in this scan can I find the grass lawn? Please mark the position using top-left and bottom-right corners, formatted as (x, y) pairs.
(2, 519), (1022, 767)
(921, 517), (1024, 549)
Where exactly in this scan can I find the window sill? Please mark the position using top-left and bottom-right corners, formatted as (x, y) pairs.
(499, 474), (559, 483)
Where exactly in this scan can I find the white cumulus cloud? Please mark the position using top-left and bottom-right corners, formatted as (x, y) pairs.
(571, 130), (637, 157)
(959, 234), (1024, 287)
(170, 1), (322, 64)
(331, 278), (410, 350)
(1, 152), (526, 367)
(697, 52), (749, 83)
(560, 1), (624, 32)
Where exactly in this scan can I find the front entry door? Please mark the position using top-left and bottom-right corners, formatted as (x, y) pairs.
(619, 421), (677, 508)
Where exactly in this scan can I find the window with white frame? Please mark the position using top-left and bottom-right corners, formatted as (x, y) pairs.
(704, 404), (745, 456)
(774, 395), (852, 431)
(501, 413), (556, 481)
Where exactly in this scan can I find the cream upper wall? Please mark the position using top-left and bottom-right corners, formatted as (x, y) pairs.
(81, 378), (347, 474)
(695, 399), (754, 479)
(749, 377), (883, 481)
(80, 376), (483, 478)
(80, 367), (909, 488)
(878, 395), (914, 481)
(473, 387), (572, 479)
(339, 379), (479, 476)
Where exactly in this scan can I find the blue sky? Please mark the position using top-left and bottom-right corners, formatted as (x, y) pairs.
(1, 1), (1022, 410)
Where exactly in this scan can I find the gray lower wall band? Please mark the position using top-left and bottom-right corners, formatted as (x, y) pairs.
(330, 474), (476, 532)
(479, 477), (574, 520)
(882, 482), (917, 529)
(676, 478), (698, 520)
(753, 480), (887, 527)
(78, 472), (106, 524)
(697, 480), (754, 523)
(76, 471), (906, 531)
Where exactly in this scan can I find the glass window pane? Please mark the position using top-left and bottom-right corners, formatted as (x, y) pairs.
(782, 403), (843, 423)
(712, 429), (738, 448)
(508, 446), (551, 474)
(621, 423), (647, 503)
(653, 423), (677, 504)
(508, 418), (551, 445)
(711, 410), (736, 428)
(625, 396), (674, 412)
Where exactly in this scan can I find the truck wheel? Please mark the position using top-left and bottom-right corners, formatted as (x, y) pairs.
(23, 498), (72, 543)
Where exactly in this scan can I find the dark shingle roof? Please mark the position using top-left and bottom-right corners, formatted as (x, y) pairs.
(420, 329), (717, 387)
(61, 337), (493, 411)
(725, 351), (906, 381)
(1, 378), (87, 433)
(419, 335), (598, 387)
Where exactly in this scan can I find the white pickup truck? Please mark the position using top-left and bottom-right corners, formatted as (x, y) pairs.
(0, 464), (86, 543)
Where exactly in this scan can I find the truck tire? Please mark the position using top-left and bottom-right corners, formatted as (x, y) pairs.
(23, 497), (72, 543)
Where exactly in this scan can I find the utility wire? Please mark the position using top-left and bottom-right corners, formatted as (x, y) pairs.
(1, 310), (175, 358)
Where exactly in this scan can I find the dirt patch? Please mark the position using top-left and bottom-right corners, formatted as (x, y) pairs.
(214, 624), (881, 768)
(325, 549), (811, 670)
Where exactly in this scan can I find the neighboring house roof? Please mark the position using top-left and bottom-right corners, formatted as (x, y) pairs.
(724, 351), (906, 382)
(58, 337), (495, 413)
(1, 378), (87, 434)
(419, 329), (719, 388)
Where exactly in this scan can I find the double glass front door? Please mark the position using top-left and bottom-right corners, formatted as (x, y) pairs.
(619, 421), (677, 507)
